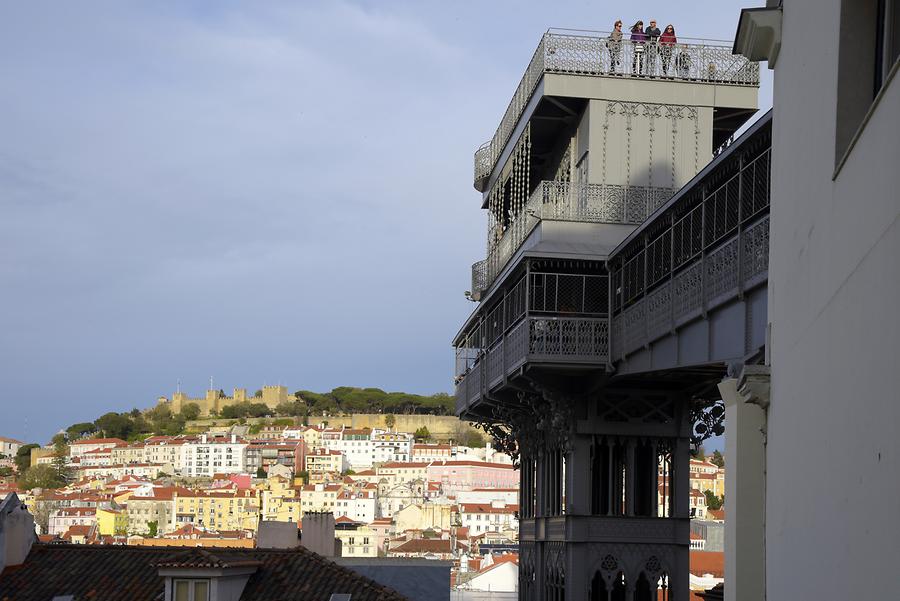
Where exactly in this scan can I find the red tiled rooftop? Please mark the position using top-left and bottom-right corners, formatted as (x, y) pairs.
(379, 462), (429, 469)
(429, 460), (515, 469)
(390, 538), (459, 554)
(458, 503), (519, 514)
(690, 551), (724, 578)
(70, 438), (127, 446)
(0, 544), (408, 601)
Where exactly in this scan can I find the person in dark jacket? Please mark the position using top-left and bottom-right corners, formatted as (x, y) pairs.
(606, 20), (624, 74)
(630, 21), (647, 75)
(660, 24), (677, 76)
(645, 19), (661, 76)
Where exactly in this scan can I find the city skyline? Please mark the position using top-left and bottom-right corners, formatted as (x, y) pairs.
(0, 0), (771, 444)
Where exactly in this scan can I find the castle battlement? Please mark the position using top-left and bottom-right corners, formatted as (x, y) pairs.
(157, 385), (288, 417)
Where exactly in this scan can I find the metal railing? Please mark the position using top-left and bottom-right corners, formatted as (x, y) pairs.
(473, 30), (760, 188)
(611, 215), (769, 359)
(455, 315), (609, 414)
(608, 130), (772, 360)
(473, 181), (676, 298)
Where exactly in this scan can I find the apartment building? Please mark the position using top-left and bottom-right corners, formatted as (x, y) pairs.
(180, 434), (247, 478)
(458, 501), (519, 537)
(334, 487), (379, 524)
(172, 488), (259, 532)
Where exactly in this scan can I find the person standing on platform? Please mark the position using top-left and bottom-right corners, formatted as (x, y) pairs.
(645, 19), (661, 76)
(630, 21), (647, 75)
(607, 20), (624, 74)
(660, 24), (677, 76)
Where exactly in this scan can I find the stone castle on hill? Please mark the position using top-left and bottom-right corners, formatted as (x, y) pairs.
(157, 385), (289, 416)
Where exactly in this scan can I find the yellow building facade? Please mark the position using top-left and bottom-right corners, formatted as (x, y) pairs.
(173, 489), (260, 532)
(96, 507), (128, 536)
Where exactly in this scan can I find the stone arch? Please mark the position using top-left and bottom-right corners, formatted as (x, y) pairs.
(633, 571), (653, 601)
(610, 570), (628, 601)
(590, 570), (609, 601)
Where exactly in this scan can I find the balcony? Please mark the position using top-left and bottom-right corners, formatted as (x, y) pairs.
(520, 515), (690, 544)
(473, 29), (760, 191)
(470, 181), (676, 301)
(455, 316), (609, 415)
(455, 271), (610, 416)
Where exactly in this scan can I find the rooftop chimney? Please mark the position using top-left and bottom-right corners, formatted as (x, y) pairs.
(300, 512), (336, 557)
(0, 494), (36, 572)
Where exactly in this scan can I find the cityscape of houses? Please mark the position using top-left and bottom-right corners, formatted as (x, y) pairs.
(0, 421), (726, 596)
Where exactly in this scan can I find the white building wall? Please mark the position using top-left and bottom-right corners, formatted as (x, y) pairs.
(766, 2), (900, 600)
(181, 440), (247, 477)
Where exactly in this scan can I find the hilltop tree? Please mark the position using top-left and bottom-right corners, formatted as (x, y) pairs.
(711, 449), (725, 468)
(19, 464), (65, 490)
(180, 402), (201, 421)
(14, 444), (39, 473)
(50, 434), (71, 483)
(144, 405), (185, 435)
(66, 422), (96, 441)
(220, 403), (248, 419)
(704, 490), (724, 511)
(275, 400), (306, 417)
(247, 403), (272, 418)
(94, 412), (133, 439)
(414, 426), (432, 443)
(461, 429), (486, 448)
(146, 404), (172, 425)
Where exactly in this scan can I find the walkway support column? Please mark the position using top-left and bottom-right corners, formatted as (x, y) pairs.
(718, 365), (769, 601)
(567, 435), (592, 515)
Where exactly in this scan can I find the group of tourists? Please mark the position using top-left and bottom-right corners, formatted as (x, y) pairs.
(605, 19), (684, 77)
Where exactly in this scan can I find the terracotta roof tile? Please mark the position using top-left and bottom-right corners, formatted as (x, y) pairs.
(0, 544), (409, 601)
(690, 550), (724, 578)
(458, 503), (519, 514)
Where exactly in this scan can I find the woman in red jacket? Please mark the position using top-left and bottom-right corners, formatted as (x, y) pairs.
(660, 24), (677, 77)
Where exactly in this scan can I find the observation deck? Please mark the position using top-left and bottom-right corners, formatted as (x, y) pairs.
(473, 28), (760, 193)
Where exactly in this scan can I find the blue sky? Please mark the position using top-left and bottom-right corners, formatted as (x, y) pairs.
(0, 1), (770, 445)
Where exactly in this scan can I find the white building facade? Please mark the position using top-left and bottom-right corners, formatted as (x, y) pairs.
(180, 435), (247, 478)
(729, 3), (900, 601)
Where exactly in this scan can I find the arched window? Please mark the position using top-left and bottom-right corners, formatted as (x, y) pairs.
(590, 571), (608, 601)
(634, 572), (653, 601)
(610, 571), (627, 601)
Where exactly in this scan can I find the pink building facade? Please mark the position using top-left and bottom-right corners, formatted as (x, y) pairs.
(426, 461), (518, 494)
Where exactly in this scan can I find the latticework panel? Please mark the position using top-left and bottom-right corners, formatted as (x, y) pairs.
(672, 262), (702, 320)
(742, 216), (770, 285)
(704, 238), (740, 302)
(646, 281), (673, 342)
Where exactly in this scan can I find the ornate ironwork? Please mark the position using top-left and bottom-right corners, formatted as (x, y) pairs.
(608, 133), (772, 358)
(473, 387), (577, 465)
(689, 399), (725, 452)
(474, 181), (676, 297)
(473, 30), (760, 188)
